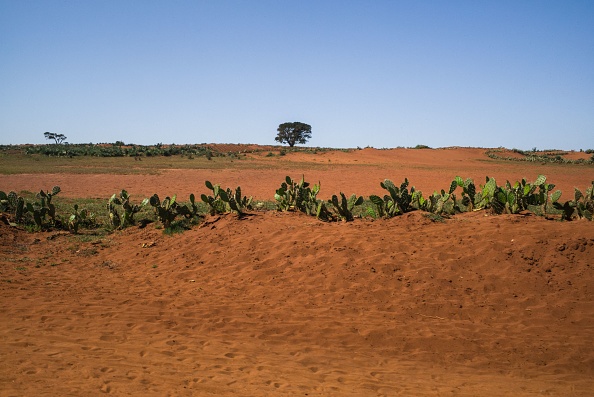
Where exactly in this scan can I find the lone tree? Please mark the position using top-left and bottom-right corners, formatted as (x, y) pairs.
(44, 131), (67, 144)
(275, 122), (312, 147)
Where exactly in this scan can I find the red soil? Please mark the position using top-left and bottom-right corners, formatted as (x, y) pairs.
(1, 146), (594, 396)
(1, 148), (592, 201)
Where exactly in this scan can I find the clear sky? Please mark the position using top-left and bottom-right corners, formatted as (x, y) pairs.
(1, 1), (593, 150)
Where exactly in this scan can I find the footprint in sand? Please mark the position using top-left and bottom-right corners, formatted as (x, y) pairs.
(265, 380), (283, 388)
(100, 382), (111, 393)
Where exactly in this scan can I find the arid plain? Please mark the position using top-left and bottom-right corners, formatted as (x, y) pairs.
(1, 146), (593, 396)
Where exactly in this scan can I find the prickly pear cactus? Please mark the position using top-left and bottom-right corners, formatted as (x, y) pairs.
(15, 196), (25, 222)
(475, 177), (498, 211)
(552, 192), (576, 220)
(148, 193), (189, 227)
(329, 192), (363, 222)
(8, 191), (18, 209)
(274, 175), (320, 217)
(448, 179), (458, 195)
(68, 204), (88, 234)
(372, 178), (416, 218)
(108, 190), (146, 229)
(369, 194), (386, 217)
(202, 181), (251, 216)
(0, 191), (8, 211)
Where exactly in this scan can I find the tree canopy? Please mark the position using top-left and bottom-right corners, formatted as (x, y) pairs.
(44, 132), (67, 144)
(275, 122), (312, 147)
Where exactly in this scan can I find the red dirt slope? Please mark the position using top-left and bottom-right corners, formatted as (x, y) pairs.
(1, 211), (593, 396)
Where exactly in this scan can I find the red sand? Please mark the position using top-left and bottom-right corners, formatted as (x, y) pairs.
(1, 147), (594, 396)
(0, 148), (592, 200)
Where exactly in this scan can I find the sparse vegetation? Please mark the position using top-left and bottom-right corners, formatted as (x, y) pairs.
(1, 173), (593, 236)
(486, 148), (594, 165)
(2, 142), (594, 236)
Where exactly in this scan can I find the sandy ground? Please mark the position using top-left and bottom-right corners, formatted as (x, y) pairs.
(0, 148), (592, 200)
(1, 146), (594, 396)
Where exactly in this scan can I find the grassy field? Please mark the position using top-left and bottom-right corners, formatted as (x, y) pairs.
(0, 151), (370, 175)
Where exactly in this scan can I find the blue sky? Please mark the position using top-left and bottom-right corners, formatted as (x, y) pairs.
(1, 1), (593, 149)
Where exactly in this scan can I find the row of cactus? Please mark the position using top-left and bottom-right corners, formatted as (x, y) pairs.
(369, 177), (461, 216)
(489, 175), (556, 215)
(365, 174), (590, 222)
(1, 186), (95, 232)
(486, 149), (594, 165)
(0, 186), (62, 229)
(148, 193), (199, 228)
(457, 175), (556, 216)
(1, 176), (593, 233)
(273, 174), (594, 222)
(274, 175), (364, 222)
(368, 177), (478, 217)
(23, 143), (220, 159)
